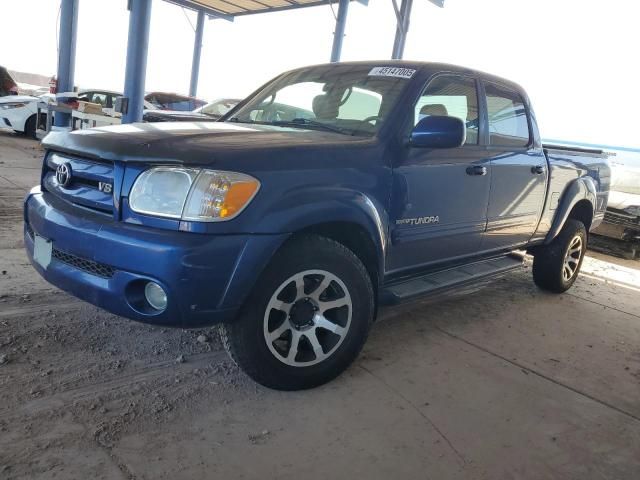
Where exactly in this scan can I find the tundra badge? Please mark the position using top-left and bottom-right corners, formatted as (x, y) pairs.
(396, 216), (440, 225)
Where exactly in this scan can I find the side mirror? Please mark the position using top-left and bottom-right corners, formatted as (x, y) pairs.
(410, 115), (466, 148)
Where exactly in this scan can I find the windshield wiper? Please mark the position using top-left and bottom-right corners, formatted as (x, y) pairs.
(227, 117), (255, 124)
(270, 118), (350, 135)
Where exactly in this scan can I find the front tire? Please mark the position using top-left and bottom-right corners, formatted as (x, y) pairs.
(532, 219), (587, 293)
(219, 235), (374, 390)
(23, 115), (37, 139)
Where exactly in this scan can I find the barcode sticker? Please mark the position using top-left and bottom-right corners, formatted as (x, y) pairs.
(368, 67), (416, 79)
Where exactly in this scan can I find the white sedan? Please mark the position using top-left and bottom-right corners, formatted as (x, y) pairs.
(0, 89), (159, 139)
(0, 95), (40, 138)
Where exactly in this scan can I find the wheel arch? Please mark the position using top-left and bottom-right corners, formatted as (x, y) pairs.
(292, 221), (381, 292)
(218, 190), (388, 313)
(544, 177), (596, 244)
(253, 187), (388, 284)
(567, 199), (594, 231)
(23, 113), (37, 138)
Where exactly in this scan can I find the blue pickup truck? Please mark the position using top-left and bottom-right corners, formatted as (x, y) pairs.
(24, 62), (610, 390)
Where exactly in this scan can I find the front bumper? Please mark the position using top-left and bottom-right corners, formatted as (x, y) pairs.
(24, 189), (288, 328)
(1, 104), (33, 132)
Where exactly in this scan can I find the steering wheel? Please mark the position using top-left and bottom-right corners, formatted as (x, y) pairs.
(362, 115), (382, 125)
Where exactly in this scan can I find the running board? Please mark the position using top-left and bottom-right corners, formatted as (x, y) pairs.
(381, 255), (524, 305)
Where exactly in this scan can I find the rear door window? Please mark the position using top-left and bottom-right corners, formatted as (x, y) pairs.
(485, 83), (530, 147)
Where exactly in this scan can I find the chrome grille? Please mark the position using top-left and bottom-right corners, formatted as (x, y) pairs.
(42, 152), (115, 213)
(604, 210), (639, 227)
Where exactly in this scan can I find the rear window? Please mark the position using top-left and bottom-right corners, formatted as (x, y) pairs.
(485, 83), (530, 147)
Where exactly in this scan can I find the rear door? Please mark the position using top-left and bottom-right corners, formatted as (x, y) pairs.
(388, 74), (492, 273)
(482, 81), (547, 250)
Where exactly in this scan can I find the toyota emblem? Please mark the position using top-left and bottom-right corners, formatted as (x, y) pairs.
(56, 163), (72, 188)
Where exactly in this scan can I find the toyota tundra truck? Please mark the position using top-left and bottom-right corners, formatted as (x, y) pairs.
(24, 62), (610, 390)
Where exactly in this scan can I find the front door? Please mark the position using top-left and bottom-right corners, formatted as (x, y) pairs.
(388, 74), (492, 273)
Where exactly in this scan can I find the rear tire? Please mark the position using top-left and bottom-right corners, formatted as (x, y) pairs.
(219, 235), (374, 390)
(532, 219), (587, 293)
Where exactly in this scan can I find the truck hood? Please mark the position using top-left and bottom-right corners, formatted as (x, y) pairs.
(41, 121), (374, 171)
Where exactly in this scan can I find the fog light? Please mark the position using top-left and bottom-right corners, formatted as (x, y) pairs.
(144, 282), (167, 311)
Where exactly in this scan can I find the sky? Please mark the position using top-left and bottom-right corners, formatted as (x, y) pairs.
(2, 0), (639, 148)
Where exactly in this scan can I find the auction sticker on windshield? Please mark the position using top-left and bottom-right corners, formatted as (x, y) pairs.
(368, 67), (416, 79)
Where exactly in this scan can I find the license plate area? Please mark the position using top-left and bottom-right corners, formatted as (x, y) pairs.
(33, 234), (53, 269)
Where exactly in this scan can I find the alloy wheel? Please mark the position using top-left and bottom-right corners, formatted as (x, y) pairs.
(563, 235), (583, 281)
(263, 269), (352, 367)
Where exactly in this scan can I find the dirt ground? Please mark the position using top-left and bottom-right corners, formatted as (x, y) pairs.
(0, 129), (639, 480)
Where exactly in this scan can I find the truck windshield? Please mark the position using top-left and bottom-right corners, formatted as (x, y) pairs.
(228, 65), (414, 136)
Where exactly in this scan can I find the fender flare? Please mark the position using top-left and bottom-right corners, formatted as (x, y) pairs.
(544, 176), (596, 244)
(218, 187), (389, 310)
(255, 186), (389, 276)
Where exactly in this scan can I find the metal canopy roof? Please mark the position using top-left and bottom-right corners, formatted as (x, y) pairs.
(54, 0), (444, 126)
(167, 0), (361, 19)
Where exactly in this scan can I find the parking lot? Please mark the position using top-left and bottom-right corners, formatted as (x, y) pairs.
(0, 130), (639, 479)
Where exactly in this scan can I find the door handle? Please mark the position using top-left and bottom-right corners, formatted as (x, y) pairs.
(531, 165), (545, 174)
(466, 165), (487, 176)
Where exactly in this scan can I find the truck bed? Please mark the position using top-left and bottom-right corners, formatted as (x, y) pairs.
(542, 143), (610, 158)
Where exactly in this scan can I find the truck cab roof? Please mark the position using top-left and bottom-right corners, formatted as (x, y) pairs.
(279, 60), (529, 97)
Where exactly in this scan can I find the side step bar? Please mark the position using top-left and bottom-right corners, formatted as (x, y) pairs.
(381, 254), (524, 305)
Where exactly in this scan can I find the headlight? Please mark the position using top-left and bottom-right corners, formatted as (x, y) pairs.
(0, 102), (28, 110)
(129, 167), (260, 222)
(129, 167), (198, 218)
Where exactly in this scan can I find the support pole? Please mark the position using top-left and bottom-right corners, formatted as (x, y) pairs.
(122, 0), (152, 124)
(54, 0), (79, 127)
(330, 0), (350, 63)
(391, 0), (413, 60)
(189, 11), (205, 97)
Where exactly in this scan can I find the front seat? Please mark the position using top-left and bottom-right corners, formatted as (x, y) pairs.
(418, 103), (449, 121)
(312, 94), (340, 120)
